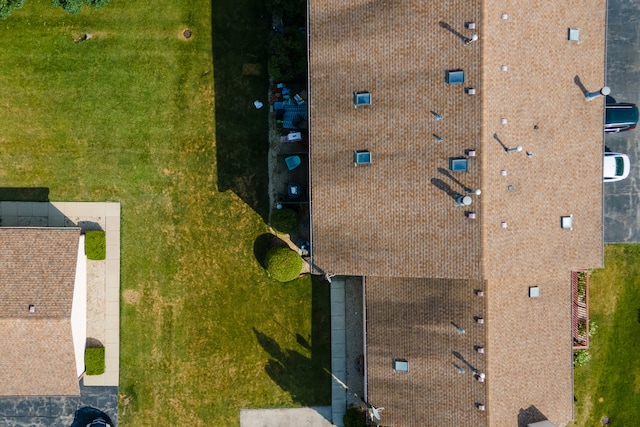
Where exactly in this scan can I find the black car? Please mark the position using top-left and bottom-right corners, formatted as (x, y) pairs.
(605, 102), (639, 132)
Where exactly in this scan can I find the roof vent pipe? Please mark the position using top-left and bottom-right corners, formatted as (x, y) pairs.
(505, 145), (522, 153)
(463, 34), (478, 45)
(455, 195), (473, 206)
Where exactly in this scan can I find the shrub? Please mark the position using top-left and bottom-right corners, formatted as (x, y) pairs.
(589, 320), (598, 337)
(0, 0), (27, 20)
(85, 346), (105, 375)
(577, 320), (587, 336)
(265, 247), (303, 282)
(52, 0), (111, 14)
(269, 28), (307, 82)
(266, 0), (306, 22)
(270, 208), (298, 235)
(85, 230), (106, 260)
(573, 349), (591, 367)
(1, 0), (112, 19)
(577, 271), (587, 302)
(344, 407), (366, 427)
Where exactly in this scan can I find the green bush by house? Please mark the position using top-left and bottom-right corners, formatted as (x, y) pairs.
(270, 208), (298, 235)
(85, 230), (106, 260)
(344, 407), (367, 427)
(85, 346), (105, 375)
(265, 247), (302, 282)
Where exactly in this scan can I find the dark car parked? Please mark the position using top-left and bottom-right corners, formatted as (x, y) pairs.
(605, 101), (639, 132)
(86, 418), (111, 427)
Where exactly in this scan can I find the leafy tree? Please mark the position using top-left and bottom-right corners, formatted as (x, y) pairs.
(269, 27), (307, 82)
(266, 0), (305, 23)
(0, 0), (27, 20)
(344, 407), (367, 427)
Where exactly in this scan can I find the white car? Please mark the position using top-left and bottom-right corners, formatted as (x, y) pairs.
(603, 152), (630, 182)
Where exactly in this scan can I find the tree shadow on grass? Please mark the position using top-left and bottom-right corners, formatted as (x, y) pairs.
(253, 276), (331, 405)
(253, 233), (289, 268)
(212, 0), (271, 220)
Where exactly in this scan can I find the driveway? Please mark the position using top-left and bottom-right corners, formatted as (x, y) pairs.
(0, 380), (118, 427)
(604, 0), (640, 242)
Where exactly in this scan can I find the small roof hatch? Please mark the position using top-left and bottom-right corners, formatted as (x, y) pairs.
(353, 91), (371, 106)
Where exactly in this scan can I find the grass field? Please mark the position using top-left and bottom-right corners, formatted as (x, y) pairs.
(0, 0), (330, 425)
(571, 245), (640, 426)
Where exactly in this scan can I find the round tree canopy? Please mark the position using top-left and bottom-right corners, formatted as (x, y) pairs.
(265, 247), (303, 282)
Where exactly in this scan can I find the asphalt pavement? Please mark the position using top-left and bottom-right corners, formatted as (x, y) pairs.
(604, 0), (640, 242)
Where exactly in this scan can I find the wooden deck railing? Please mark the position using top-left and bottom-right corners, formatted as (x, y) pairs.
(572, 270), (589, 349)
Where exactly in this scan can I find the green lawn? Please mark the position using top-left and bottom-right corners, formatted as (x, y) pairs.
(0, 0), (330, 425)
(572, 245), (640, 426)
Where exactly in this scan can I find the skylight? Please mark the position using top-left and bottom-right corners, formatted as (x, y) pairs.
(393, 359), (409, 372)
(353, 91), (371, 106)
(354, 150), (372, 165)
(561, 215), (573, 229)
(449, 158), (468, 172)
(446, 70), (465, 84)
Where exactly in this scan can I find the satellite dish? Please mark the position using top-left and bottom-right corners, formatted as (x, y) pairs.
(370, 406), (385, 420)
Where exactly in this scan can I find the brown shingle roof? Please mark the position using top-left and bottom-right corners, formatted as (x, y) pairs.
(0, 228), (80, 396)
(485, 272), (574, 427)
(310, 0), (605, 425)
(0, 228), (79, 318)
(366, 277), (487, 427)
(0, 318), (78, 396)
(309, 0), (483, 279)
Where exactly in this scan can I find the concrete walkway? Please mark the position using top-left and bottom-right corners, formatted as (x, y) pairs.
(330, 277), (346, 427)
(240, 407), (333, 427)
(0, 379), (118, 426)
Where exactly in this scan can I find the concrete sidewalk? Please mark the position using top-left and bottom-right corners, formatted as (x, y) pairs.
(330, 277), (346, 427)
(240, 407), (333, 427)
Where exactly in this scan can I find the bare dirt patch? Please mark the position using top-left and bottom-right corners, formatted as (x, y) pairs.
(122, 289), (141, 305)
(242, 63), (262, 76)
(179, 28), (193, 41)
